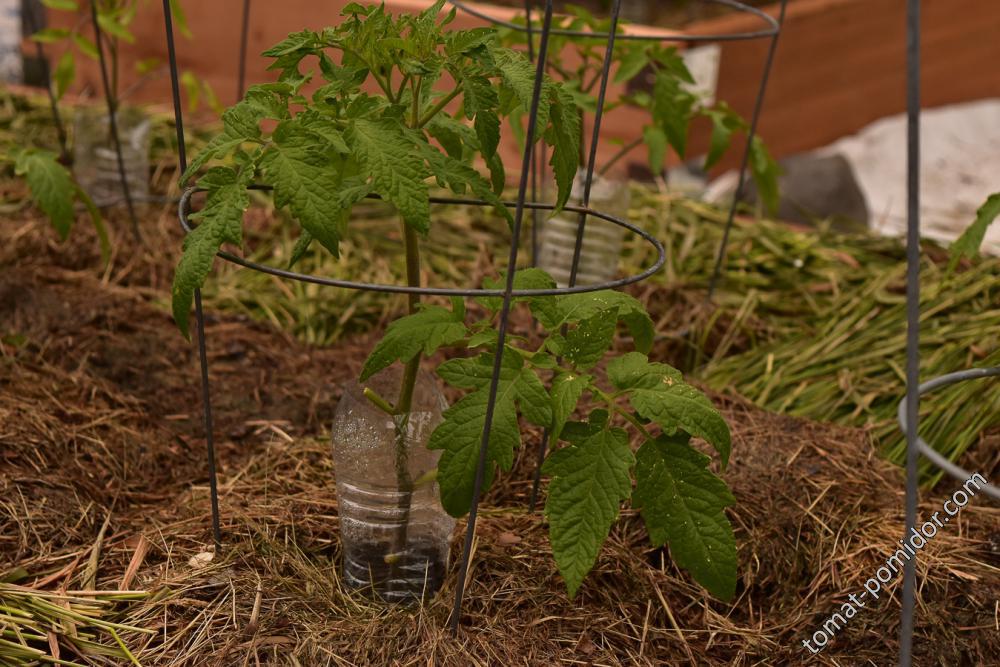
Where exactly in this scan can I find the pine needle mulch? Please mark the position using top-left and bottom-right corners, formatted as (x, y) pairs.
(2, 243), (998, 665)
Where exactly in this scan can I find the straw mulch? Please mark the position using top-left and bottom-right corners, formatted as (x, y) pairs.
(2, 245), (998, 665)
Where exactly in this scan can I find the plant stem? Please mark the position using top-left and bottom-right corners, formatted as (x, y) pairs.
(417, 85), (463, 128)
(599, 136), (643, 176)
(386, 220), (422, 593)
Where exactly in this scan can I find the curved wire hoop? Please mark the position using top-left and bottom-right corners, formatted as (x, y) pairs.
(897, 367), (1000, 501)
(177, 186), (667, 297)
(448, 0), (780, 42)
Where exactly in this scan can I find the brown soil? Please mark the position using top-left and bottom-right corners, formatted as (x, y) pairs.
(1, 210), (998, 666)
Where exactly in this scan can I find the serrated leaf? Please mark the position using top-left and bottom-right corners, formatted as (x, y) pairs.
(494, 48), (549, 140)
(633, 435), (737, 600)
(171, 167), (249, 337)
(182, 101), (265, 184)
(607, 352), (682, 391)
(615, 46), (650, 83)
(432, 352), (551, 515)
(550, 372), (590, 441)
(14, 149), (75, 239)
(652, 72), (694, 159)
(539, 291), (654, 353)
(348, 118), (431, 234)
(564, 307), (617, 369)
(546, 85), (582, 214)
(949, 193), (1000, 272)
(462, 74), (500, 159)
(260, 120), (358, 257)
(431, 387), (518, 515)
(360, 303), (467, 381)
(619, 354), (730, 468)
(477, 267), (556, 314)
(543, 423), (634, 597)
(411, 133), (510, 224)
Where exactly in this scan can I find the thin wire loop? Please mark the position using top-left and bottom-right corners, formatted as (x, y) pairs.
(897, 366), (1000, 501)
(448, 0), (779, 42)
(178, 187), (666, 298)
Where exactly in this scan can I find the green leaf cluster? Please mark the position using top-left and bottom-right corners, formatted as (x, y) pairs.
(499, 6), (781, 214)
(174, 1), (581, 336)
(6, 148), (108, 259)
(362, 268), (738, 600)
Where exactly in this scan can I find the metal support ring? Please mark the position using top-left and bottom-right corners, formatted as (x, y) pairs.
(177, 186), (666, 297)
(897, 366), (1000, 501)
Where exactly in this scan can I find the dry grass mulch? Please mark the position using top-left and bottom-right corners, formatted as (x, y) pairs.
(1, 254), (998, 665)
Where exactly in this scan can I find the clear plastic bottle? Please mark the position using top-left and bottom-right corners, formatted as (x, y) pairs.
(73, 106), (150, 207)
(538, 170), (630, 287)
(330, 368), (454, 603)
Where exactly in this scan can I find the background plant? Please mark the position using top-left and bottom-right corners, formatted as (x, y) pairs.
(32, 0), (217, 113)
(499, 5), (779, 212)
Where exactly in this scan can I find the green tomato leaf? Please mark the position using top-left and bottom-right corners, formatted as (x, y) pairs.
(477, 267), (556, 315)
(360, 302), (468, 381)
(14, 149), (75, 239)
(542, 421), (634, 597)
(72, 34), (99, 59)
(348, 118), (431, 234)
(182, 100), (267, 184)
(494, 47), (550, 140)
(948, 193), (1000, 272)
(563, 307), (618, 369)
(96, 14), (135, 44)
(617, 353), (730, 468)
(643, 125), (667, 176)
(615, 46), (650, 84)
(538, 291), (654, 354)
(53, 50), (75, 100)
(633, 434), (737, 600)
(550, 372), (590, 441)
(749, 135), (780, 216)
(432, 352), (551, 515)
(260, 120), (366, 258)
(171, 166), (250, 337)
(546, 85), (582, 214)
(703, 110), (735, 171)
(607, 351), (682, 391)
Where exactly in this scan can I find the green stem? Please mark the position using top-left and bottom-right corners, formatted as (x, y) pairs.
(416, 84), (463, 128)
(411, 77), (423, 129)
(599, 136), (643, 176)
(385, 220), (422, 592)
(595, 387), (656, 441)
